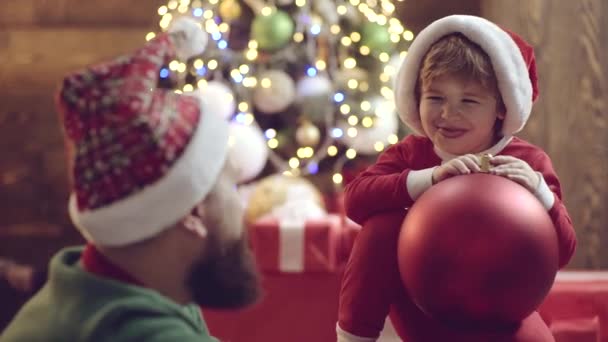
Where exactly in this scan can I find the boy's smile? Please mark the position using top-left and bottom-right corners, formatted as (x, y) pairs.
(419, 74), (505, 155)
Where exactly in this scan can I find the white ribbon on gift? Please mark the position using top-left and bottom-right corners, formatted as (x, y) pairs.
(270, 184), (327, 273)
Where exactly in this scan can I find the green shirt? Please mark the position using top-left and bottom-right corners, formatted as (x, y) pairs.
(1, 247), (218, 342)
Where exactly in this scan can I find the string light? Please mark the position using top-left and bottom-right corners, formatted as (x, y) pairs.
(341, 37), (353, 46)
(154, 0), (414, 180)
(327, 146), (338, 156)
(238, 102), (249, 112)
(340, 104), (351, 114)
(145, 32), (156, 41)
(360, 101), (371, 111)
(261, 7), (273, 16)
(169, 60), (180, 71)
(403, 30), (415, 41)
(265, 129), (277, 139)
(193, 59), (204, 69)
(268, 139), (279, 149)
(346, 149), (357, 159)
(289, 158), (300, 169)
(347, 127), (358, 137)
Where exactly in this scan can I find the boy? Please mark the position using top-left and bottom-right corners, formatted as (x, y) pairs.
(337, 15), (576, 341)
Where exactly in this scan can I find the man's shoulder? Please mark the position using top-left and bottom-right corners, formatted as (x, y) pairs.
(83, 299), (215, 341)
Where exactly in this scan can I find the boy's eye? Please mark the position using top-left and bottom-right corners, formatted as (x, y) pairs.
(462, 99), (479, 104)
(425, 96), (443, 101)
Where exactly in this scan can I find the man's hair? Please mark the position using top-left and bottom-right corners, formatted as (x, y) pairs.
(415, 33), (506, 114)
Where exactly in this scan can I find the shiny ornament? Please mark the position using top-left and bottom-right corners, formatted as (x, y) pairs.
(251, 10), (294, 51)
(244, 174), (324, 224)
(296, 75), (334, 99)
(360, 22), (394, 54)
(253, 70), (296, 114)
(197, 81), (236, 120)
(339, 96), (398, 155)
(218, 0), (242, 22)
(295, 121), (321, 147)
(399, 174), (559, 326)
(227, 122), (269, 183)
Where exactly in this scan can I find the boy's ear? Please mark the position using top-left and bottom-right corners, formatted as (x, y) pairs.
(179, 214), (208, 239)
(497, 111), (506, 120)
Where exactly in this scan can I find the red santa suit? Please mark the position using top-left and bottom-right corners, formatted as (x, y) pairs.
(337, 15), (576, 342)
(338, 135), (576, 341)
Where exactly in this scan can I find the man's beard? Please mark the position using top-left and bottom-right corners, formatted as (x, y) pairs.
(187, 235), (262, 309)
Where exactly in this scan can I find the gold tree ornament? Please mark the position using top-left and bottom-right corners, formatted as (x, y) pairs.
(296, 121), (321, 147)
(218, 0), (242, 22)
(244, 174), (325, 224)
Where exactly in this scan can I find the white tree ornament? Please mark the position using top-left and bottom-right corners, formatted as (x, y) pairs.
(227, 122), (269, 183)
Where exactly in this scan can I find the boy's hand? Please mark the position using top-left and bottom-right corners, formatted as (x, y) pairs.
(432, 154), (481, 184)
(490, 155), (540, 193)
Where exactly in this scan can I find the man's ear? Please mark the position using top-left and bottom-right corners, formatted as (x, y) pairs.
(179, 214), (208, 239)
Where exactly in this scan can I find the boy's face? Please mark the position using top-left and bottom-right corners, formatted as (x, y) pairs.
(419, 74), (505, 155)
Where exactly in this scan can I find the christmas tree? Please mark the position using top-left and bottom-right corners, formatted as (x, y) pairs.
(149, 0), (414, 191)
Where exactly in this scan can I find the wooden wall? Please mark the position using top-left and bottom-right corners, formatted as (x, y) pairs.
(0, 0), (165, 266)
(0, 0), (605, 276)
(482, 0), (608, 268)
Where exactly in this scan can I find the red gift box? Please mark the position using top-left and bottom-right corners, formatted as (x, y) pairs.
(202, 211), (360, 342)
(539, 271), (608, 342)
(249, 214), (359, 273)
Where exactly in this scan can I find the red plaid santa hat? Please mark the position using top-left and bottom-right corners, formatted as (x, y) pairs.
(57, 18), (227, 246)
(394, 15), (539, 136)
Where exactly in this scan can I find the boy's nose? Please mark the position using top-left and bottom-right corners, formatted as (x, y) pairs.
(441, 103), (462, 118)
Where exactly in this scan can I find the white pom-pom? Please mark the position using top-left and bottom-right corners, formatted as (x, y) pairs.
(168, 17), (208, 60)
(197, 81), (236, 120)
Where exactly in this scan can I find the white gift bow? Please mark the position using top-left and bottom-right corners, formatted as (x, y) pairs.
(270, 184), (327, 272)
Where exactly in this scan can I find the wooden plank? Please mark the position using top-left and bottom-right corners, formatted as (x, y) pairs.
(0, 0), (165, 27)
(396, 0), (481, 33)
(482, 0), (608, 268)
(0, 28), (152, 94)
(0, 0), (479, 32)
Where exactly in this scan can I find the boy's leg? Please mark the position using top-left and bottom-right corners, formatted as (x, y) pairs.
(337, 210), (406, 341)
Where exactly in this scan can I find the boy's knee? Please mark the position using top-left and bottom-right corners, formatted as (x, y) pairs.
(360, 210), (407, 242)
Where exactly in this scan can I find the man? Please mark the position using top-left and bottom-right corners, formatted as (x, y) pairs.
(1, 17), (261, 342)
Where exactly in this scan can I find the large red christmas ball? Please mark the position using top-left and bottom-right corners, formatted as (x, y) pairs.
(398, 173), (559, 327)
